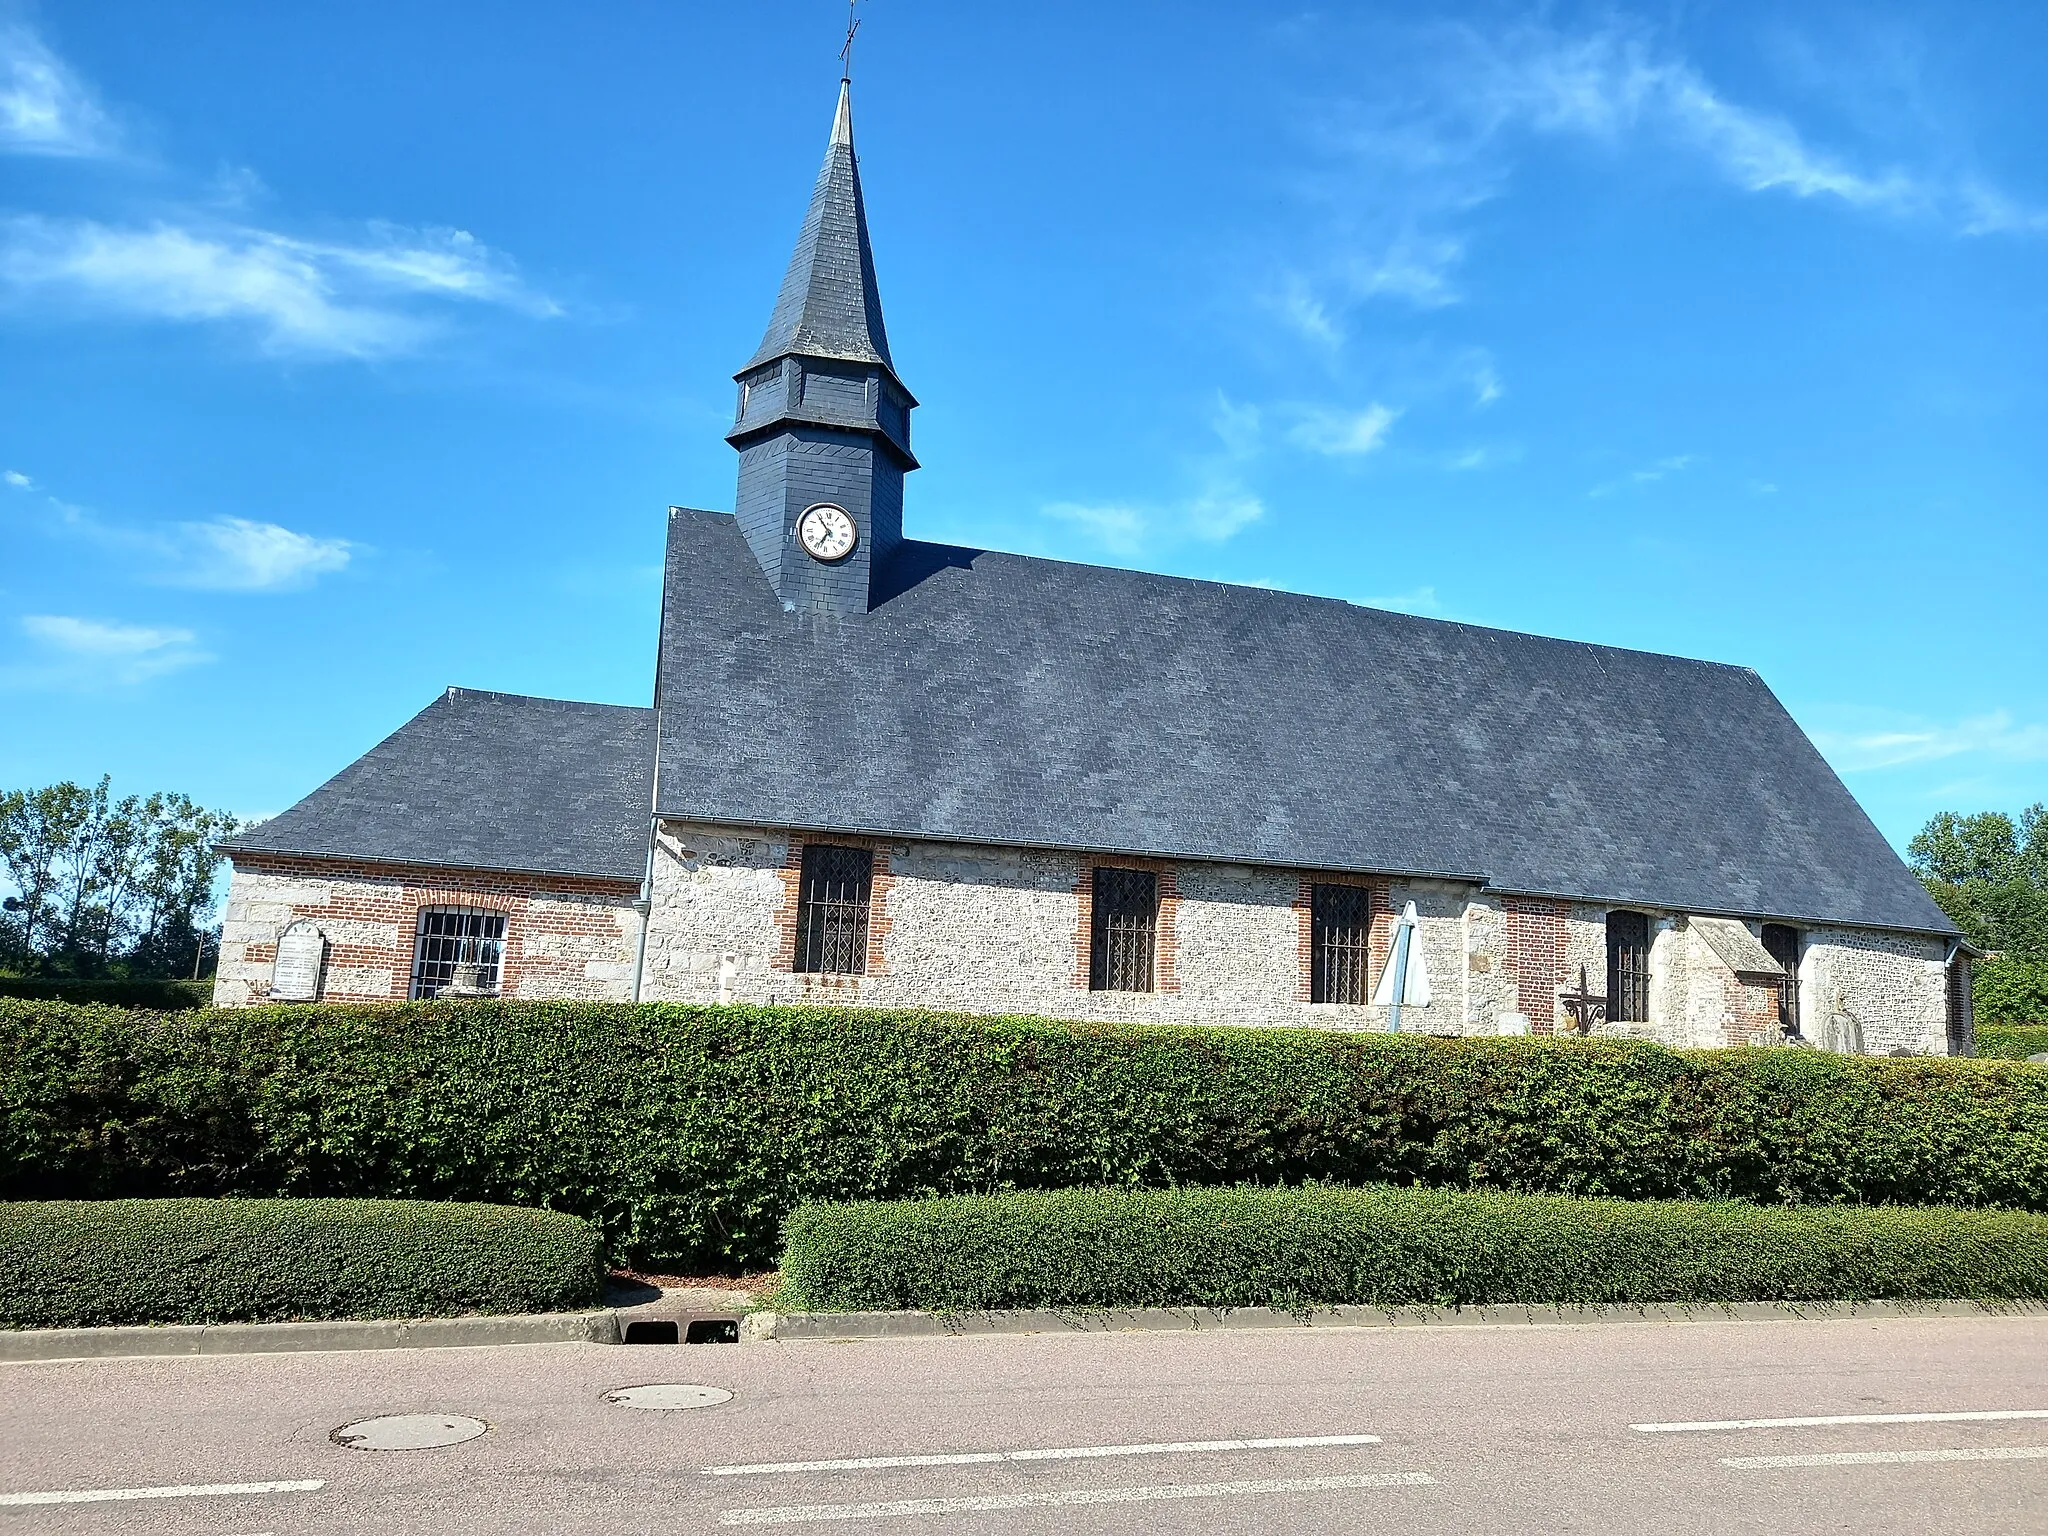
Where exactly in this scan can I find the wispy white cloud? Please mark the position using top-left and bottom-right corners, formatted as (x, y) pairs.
(13, 479), (356, 591)
(1287, 402), (1399, 456)
(0, 22), (116, 158)
(1358, 585), (1444, 617)
(0, 216), (558, 357)
(1812, 711), (2048, 773)
(1043, 392), (1267, 556)
(10, 614), (211, 686)
(1590, 453), (1697, 497)
(171, 516), (353, 591)
(1278, 19), (2046, 347)
(3, 468), (30, 489)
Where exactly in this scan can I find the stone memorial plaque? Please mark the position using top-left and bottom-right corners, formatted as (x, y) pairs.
(271, 922), (326, 1001)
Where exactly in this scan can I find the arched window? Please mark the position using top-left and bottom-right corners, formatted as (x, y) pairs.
(1606, 911), (1651, 1023)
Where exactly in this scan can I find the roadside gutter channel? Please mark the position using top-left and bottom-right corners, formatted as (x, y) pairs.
(4, 1297), (2046, 1363)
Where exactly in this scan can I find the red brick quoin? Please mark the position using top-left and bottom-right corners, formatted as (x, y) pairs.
(1504, 895), (1568, 1034)
(227, 853), (635, 1003)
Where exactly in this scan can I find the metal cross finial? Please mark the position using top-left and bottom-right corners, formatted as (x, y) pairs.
(1557, 964), (1609, 1037)
(839, 0), (862, 82)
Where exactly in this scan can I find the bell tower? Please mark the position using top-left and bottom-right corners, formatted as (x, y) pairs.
(728, 79), (917, 617)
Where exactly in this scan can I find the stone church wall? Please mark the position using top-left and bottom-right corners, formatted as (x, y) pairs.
(640, 820), (1487, 1031)
(1801, 925), (1952, 1056)
(214, 855), (639, 1006)
(213, 832), (1959, 1056)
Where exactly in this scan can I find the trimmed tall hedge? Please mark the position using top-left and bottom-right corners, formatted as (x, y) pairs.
(0, 1197), (606, 1328)
(4, 998), (2047, 1269)
(1979, 1025), (2048, 1061)
(779, 1185), (2048, 1312)
(0, 976), (212, 1010)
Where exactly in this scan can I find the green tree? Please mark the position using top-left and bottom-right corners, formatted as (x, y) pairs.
(1909, 803), (2048, 959)
(0, 780), (238, 978)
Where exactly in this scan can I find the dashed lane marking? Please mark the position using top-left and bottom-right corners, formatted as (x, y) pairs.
(1724, 1447), (2048, 1469)
(718, 1472), (1435, 1525)
(1635, 1410), (2048, 1433)
(0, 1481), (323, 1507)
(705, 1434), (1383, 1476)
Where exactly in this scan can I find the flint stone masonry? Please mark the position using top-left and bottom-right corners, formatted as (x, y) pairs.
(630, 819), (1956, 1051)
(215, 855), (638, 1006)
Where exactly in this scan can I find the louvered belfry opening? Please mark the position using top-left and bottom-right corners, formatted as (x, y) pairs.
(410, 907), (507, 999)
(1761, 923), (1801, 1034)
(1605, 910), (1651, 1023)
(795, 844), (873, 975)
(1310, 883), (1373, 1004)
(1089, 867), (1157, 993)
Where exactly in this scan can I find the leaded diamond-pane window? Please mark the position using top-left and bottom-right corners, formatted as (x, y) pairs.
(1089, 867), (1157, 993)
(411, 907), (506, 999)
(796, 845), (872, 975)
(1606, 910), (1651, 1023)
(1311, 883), (1372, 1005)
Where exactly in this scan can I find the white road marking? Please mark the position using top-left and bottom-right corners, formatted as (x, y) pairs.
(1724, 1447), (2048, 1469)
(705, 1433), (1383, 1477)
(0, 1481), (322, 1508)
(718, 1472), (1435, 1525)
(1635, 1410), (2048, 1433)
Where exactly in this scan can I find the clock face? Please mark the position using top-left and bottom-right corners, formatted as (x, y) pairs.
(797, 503), (858, 563)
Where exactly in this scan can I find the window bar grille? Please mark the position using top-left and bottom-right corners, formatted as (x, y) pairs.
(1762, 924), (1801, 1035)
(1606, 911), (1651, 1023)
(1311, 883), (1372, 1005)
(795, 845), (872, 975)
(411, 907), (506, 999)
(1089, 868), (1157, 993)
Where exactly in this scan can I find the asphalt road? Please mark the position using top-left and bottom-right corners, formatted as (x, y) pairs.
(3, 1314), (2045, 1533)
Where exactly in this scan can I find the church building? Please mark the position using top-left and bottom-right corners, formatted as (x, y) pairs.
(215, 82), (1971, 1056)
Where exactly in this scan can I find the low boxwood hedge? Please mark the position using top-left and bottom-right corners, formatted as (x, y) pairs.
(778, 1185), (2048, 1312)
(6, 998), (2048, 1269)
(0, 1197), (606, 1328)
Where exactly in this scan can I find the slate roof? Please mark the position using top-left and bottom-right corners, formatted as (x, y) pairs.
(654, 508), (1955, 936)
(742, 80), (895, 376)
(1692, 917), (1789, 975)
(222, 689), (654, 883)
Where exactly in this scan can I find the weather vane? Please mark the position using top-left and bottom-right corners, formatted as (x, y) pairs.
(839, 0), (862, 82)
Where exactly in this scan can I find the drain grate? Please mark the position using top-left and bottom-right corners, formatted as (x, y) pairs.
(687, 1318), (740, 1344)
(332, 1415), (488, 1451)
(604, 1384), (733, 1411)
(622, 1319), (680, 1345)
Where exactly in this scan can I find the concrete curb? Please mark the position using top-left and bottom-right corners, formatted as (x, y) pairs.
(751, 1298), (2048, 1341)
(0, 1309), (620, 1363)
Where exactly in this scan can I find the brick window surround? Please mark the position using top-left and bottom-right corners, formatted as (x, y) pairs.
(773, 835), (895, 979)
(1072, 861), (1180, 993)
(1293, 877), (1393, 1004)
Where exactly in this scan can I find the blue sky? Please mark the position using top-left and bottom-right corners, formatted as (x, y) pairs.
(2, 0), (2042, 853)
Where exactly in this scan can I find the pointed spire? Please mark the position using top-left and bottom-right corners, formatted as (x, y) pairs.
(744, 81), (894, 374)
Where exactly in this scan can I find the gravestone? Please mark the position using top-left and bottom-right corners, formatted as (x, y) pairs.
(271, 921), (326, 1002)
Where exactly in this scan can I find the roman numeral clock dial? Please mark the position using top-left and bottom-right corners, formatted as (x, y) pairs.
(797, 502), (858, 563)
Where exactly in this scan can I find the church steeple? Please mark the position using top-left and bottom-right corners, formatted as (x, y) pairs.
(729, 79), (916, 618)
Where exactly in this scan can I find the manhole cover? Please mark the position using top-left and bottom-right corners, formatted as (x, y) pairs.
(604, 1384), (733, 1411)
(332, 1414), (489, 1451)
